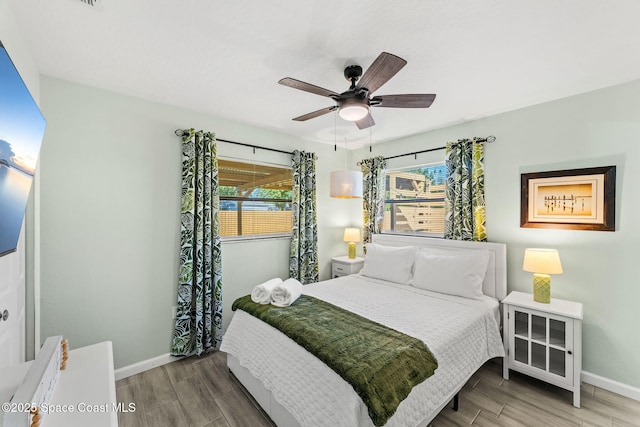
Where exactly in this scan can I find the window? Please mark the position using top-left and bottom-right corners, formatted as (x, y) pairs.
(382, 162), (446, 237)
(218, 159), (292, 239)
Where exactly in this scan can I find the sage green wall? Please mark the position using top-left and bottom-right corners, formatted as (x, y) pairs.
(356, 80), (640, 389)
(37, 76), (360, 369)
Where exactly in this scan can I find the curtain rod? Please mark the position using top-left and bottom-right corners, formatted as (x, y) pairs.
(381, 135), (496, 161)
(174, 129), (294, 156)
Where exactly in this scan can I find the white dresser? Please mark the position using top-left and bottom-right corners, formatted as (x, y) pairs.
(0, 341), (118, 427)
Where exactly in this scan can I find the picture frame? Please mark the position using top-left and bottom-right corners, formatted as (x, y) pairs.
(520, 166), (616, 231)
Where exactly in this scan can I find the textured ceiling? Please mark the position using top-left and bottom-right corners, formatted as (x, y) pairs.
(8, 0), (640, 148)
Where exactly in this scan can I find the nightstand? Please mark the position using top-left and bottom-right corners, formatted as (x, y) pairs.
(331, 256), (364, 278)
(502, 291), (583, 407)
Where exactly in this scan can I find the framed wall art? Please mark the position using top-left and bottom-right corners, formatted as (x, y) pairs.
(520, 166), (616, 231)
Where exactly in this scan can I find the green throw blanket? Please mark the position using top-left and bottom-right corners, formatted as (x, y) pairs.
(231, 294), (438, 426)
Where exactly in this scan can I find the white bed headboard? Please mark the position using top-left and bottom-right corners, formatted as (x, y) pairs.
(371, 234), (507, 301)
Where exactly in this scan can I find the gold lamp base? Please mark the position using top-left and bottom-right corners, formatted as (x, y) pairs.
(533, 273), (551, 303)
(347, 242), (356, 259)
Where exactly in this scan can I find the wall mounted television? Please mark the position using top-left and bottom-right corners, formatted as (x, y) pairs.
(0, 40), (46, 257)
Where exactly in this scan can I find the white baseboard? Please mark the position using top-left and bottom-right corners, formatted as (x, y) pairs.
(114, 353), (180, 380)
(582, 370), (640, 402)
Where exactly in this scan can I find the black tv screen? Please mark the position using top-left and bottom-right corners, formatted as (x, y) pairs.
(0, 40), (46, 256)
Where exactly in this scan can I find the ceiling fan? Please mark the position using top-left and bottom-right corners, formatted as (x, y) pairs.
(278, 52), (436, 130)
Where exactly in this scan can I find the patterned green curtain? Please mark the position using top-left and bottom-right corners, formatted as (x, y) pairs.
(444, 138), (487, 241)
(289, 150), (319, 284)
(171, 129), (223, 356)
(361, 156), (387, 245)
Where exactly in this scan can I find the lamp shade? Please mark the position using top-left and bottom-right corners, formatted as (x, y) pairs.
(330, 170), (363, 198)
(523, 248), (563, 275)
(343, 228), (361, 243)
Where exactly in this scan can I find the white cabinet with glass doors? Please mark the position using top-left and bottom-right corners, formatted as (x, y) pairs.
(502, 291), (583, 408)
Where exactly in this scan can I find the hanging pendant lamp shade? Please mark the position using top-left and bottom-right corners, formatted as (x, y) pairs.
(330, 170), (363, 198)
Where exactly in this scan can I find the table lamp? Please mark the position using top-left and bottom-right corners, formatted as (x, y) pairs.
(522, 248), (563, 303)
(343, 228), (361, 259)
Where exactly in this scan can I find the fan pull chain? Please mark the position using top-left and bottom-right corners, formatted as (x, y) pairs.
(334, 110), (338, 151)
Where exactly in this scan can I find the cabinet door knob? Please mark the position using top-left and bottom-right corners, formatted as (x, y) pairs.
(1, 309), (8, 322)
(568, 350), (572, 355)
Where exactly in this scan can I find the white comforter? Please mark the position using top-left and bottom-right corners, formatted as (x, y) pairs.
(220, 274), (505, 427)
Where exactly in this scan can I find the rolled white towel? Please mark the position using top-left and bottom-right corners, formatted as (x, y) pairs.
(251, 278), (282, 304)
(271, 278), (304, 307)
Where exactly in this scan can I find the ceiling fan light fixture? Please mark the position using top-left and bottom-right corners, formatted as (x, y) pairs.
(339, 105), (369, 121)
(338, 98), (369, 121)
(280, 52), (434, 130)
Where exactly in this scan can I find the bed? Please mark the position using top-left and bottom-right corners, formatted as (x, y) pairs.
(220, 234), (507, 427)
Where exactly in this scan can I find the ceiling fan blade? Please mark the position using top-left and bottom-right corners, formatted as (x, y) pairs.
(279, 77), (339, 98)
(292, 106), (337, 121)
(356, 52), (407, 94)
(355, 113), (375, 130)
(371, 94), (436, 108)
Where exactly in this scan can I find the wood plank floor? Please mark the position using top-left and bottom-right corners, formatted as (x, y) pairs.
(116, 351), (640, 427)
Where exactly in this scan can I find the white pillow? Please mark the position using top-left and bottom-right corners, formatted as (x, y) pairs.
(359, 243), (417, 285)
(410, 250), (490, 299)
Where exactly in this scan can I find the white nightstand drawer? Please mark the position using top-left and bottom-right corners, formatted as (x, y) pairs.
(333, 264), (347, 273)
